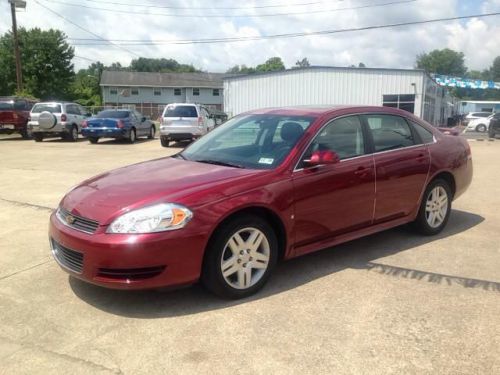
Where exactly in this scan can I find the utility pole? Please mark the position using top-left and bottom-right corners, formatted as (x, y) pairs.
(9, 0), (26, 92)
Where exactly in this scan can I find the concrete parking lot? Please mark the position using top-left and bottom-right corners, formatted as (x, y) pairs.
(0, 135), (499, 374)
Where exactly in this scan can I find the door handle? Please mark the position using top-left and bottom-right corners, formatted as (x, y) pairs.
(354, 166), (369, 176)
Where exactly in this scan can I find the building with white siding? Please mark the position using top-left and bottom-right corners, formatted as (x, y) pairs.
(224, 67), (457, 126)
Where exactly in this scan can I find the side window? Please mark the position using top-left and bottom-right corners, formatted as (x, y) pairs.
(410, 121), (434, 144)
(302, 116), (365, 163)
(364, 114), (415, 152)
(65, 104), (76, 115)
(273, 119), (310, 144)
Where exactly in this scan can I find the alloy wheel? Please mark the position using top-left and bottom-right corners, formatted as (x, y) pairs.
(425, 186), (448, 228)
(220, 227), (270, 289)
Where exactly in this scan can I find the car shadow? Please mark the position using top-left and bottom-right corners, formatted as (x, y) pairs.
(84, 138), (157, 145)
(70, 209), (490, 318)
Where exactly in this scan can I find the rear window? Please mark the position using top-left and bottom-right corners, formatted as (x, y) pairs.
(0, 100), (27, 110)
(164, 105), (197, 118)
(96, 110), (130, 119)
(32, 103), (62, 113)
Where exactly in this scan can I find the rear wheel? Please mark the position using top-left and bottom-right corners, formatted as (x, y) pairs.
(67, 125), (78, 142)
(20, 125), (31, 139)
(476, 124), (487, 132)
(88, 137), (99, 144)
(129, 128), (136, 143)
(413, 178), (452, 235)
(148, 126), (156, 139)
(201, 215), (278, 299)
(33, 133), (43, 142)
(160, 137), (169, 147)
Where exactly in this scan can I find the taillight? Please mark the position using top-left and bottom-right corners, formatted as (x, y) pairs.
(198, 116), (203, 127)
(81, 120), (88, 128)
(61, 114), (67, 122)
(116, 120), (125, 128)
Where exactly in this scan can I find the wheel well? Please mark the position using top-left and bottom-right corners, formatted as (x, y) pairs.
(432, 172), (456, 199)
(207, 207), (287, 261)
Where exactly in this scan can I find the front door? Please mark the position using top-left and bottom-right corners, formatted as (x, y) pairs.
(362, 114), (430, 223)
(292, 115), (375, 256)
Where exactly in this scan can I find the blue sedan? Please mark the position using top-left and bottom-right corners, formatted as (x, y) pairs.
(81, 109), (156, 144)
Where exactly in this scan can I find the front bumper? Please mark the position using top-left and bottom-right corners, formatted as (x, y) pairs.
(81, 127), (127, 139)
(49, 211), (207, 290)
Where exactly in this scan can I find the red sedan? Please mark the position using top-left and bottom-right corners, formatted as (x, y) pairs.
(50, 106), (473, 299)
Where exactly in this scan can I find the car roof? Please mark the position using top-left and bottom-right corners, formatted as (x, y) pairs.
(242, 105), (414, 118)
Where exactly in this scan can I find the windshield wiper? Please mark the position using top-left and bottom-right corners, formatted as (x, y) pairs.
(194, 159), (245, 169)
(173, 153), (188, 160)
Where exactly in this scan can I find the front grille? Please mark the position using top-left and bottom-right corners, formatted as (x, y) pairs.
(57, 207), (99, 234)
(51, 239), (84, 274)
(96, 266), (165, 281)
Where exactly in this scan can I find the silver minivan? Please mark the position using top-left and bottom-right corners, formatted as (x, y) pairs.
(159, 103), (215, 147)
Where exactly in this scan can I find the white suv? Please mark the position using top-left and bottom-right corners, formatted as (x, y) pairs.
(29, 102), (89, 142)
(159, 103), (215, 147)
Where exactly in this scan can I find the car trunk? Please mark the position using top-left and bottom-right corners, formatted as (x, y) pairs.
(87, 118), (120, 128)
(0, 110), (18, 124)
(163, 117), (199, 128)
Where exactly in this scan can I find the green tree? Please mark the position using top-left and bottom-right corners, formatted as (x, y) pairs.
(255, 57), (285, 72)
(129, 57), (198, 73)
(0, 28), (74, 99)
(489, 56), (500, 81)
(295, 58), (310, 68)
(71, 62), (104, 106)
(416, 48), (467, 76)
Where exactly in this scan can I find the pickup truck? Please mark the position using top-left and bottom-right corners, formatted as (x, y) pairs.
(0, 96), (38, 139)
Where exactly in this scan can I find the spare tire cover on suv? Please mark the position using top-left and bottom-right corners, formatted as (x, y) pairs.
(38, 111), (58, 129)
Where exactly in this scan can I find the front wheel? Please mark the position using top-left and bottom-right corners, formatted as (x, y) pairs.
(201, 215), (278, 299)
(129, 128), (136, 143)
(148, 126), (155, 139)
(413, 179), (452, 235)
(476, 124), (487, 132)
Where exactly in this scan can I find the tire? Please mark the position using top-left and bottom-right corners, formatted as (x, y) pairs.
(201, 215), (278, 299)
(413, 178), (452, 235)
(160, 137), (169, 147)
(20, 125), (31, 139)
(33, 133), (44, 142)
(476, 124), (487, 132)
(88, 137), (99, 144)
(67, 125), (78, 142)
(148, 126), (156, 139)
(128, 128), (136, 143)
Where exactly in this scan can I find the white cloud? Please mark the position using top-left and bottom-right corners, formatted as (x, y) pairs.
(0, 0), (499, 73)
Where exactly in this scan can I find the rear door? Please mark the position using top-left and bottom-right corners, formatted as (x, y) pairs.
(362, 114), (430, 223)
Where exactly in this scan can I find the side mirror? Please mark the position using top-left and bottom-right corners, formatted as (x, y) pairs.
(304, 150), (340, 167)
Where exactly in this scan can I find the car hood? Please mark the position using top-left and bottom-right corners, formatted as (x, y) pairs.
(60, 157), (265, 224)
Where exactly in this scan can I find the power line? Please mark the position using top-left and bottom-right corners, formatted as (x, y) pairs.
(33, 0), (141, 57)
(74, 55), (99, 63)
(43, 0), (329, 10)
(39, 0), (418, 18)
(67, 11), (500, 46)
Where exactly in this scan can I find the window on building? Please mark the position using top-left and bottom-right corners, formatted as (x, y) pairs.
(363, 114), (415, 152)
(174, 88), (181, 96)
(193, 88), (200, 96)
(383, 94), (415, 114)
(110, 88), (118, 95)
(213, 89), (220, 96)
(131, 88), (139, 95)
(154, 89), (161, 96)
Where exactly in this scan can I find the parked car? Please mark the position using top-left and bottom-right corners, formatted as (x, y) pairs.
(0, 96), (38, 139)
(81, 109), (155, 144)
(29, 102), (89, 142)
(159, 103), (215, 147)
(488, 112), (500, 138)
(50, 106), (472, 299)
(465, 114), (495, 132)
(463, 111), (492, 126)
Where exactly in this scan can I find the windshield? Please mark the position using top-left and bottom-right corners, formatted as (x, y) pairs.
(164, 105), (197, 118)
(181, 114), (316, 169)
(32, 103), (61, 113)
(96, 110), (130, 118)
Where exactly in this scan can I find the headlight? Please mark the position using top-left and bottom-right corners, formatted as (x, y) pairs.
(107, 203), (192, 234)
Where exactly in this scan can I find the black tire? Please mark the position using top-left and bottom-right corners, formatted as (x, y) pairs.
(476, 124), (487, 132)
(88, 137), (99, 144)
(160, 137), (169, 147)
(33, 133), (43, 142)
(129, 128), (136, 143)
(20, 125), (31, 139)
(201, 214), (278, 299)
(413, 178), (452, 236)
(67, 125), (78, 142)
(489, 129), (496, 139)
(148, 126), (156, 139)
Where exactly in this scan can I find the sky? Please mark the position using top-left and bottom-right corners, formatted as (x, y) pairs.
(1, 0), (500, 73)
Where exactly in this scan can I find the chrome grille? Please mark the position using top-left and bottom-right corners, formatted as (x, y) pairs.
(51, 239), (84, 274)
(57, 207), (99, 234)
